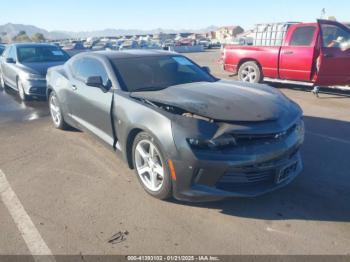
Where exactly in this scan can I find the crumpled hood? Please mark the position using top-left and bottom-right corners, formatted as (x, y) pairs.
(131, 80), (301, 122)
(18, 61), (66, 76)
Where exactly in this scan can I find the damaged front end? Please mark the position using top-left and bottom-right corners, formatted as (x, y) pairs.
(133, 96), (304, 202)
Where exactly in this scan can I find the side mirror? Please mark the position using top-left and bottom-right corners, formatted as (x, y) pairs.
(86, 76), (103, 87)
(202, 66), (211, 74)
(85, 76), (110, 92)
(6, 58), (15, 63)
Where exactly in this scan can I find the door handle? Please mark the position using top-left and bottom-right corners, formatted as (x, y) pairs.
(283, 51), (294, 55)
(71, 84), (77, 90)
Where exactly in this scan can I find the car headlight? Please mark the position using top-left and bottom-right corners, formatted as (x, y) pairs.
(25, 74), (46, 81)
(187, 134), (237, 149)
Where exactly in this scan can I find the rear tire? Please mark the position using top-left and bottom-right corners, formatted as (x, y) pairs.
(238, 61), (263, 83)
(49, 91), (69, 130)
(132, 132), (172, 200)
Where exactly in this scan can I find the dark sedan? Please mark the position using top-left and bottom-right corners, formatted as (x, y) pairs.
(0, 43), (70, 101)
(46, 50), (304, 202)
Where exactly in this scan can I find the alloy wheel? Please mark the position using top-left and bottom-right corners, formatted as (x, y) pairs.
(241, 66), (257, 83)
(50, 93), (62, 127)
(134, 139), (165, 192)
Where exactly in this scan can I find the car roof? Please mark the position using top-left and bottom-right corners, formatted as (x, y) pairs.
(79, 49), (177, 60)
(10, 43), (57, 48)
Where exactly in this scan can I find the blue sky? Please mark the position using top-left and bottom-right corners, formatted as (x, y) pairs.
(1, 0), (349, 31)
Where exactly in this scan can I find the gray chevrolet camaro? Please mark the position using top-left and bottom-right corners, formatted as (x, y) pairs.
(0, 43), (70, 101)
(46, 50), (305, 202)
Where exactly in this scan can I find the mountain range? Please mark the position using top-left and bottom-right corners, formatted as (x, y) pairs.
(0, 23), (220, 41)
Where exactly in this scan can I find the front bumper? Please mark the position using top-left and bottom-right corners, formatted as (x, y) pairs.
(22, 79), (47, 97)
(171, 127), (304, 202)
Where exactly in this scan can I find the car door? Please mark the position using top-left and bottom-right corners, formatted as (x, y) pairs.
(5, 47), (19, 88)
(314, 20), (350, 86)
(2, 46), (17, 88)
(279, 24), (318, 81)
(0, 46), (10, 79)
(68, 57), (115, 146)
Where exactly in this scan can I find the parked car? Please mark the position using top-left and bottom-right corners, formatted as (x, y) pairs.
(162, 39), (175, 50)
(62, 42), (86, 51)
(46, 50), (304, 202)
(91, 42), (114, 51)
(119, 40), (138, 50)
(222, 19), (350, 86)
(198, 38), (211, 48)
(230, 37), (254, 46)
(0, 43), (70, 100)
(209, 41), (221, 49)
(176, 38), (195, 46)
(0, 44), (6, 55)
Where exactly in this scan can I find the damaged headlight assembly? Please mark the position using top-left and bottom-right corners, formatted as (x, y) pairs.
(187, 134), (237, 149)
(295, 119), (305, 142)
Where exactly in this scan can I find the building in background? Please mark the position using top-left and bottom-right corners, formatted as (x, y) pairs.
(215, 26), (244, 43)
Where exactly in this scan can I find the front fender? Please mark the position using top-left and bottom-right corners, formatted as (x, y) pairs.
(113, 91), (178, 163)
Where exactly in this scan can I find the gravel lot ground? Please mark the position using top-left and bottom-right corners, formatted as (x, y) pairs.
(0, 49), (349, 256)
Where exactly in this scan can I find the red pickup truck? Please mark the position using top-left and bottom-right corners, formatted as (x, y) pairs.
(222, 20), (350, 86)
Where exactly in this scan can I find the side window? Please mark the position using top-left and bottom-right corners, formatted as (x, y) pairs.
(74, 58), (109, 85)
(178, 64), (196, 74)
(2, 46), (11, 58)
(70, 58), (82, 79)
(290, 26), (316, 46)
(321, 24), (350, 48)
(8, 47), (17, 60)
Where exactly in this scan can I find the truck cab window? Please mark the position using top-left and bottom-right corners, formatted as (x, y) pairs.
(321, 24), (350, 48)
(290, 26), (316, 46)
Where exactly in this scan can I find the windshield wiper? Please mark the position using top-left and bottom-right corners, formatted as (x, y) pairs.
(132, 86), (166, 92)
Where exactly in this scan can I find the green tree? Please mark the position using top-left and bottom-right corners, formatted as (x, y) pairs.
(0, 32), (9, 43)
(32, 33), (46, 42)
(12, 31), (31, 43)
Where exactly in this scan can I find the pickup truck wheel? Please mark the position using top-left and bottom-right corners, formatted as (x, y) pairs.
(49, 91), (69, 130)
(132, 132), (172, 200)
(238, 61), (263, 83)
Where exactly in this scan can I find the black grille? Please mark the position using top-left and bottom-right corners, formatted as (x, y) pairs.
(232, 124), (297, 146)
(218, 170), (275, 185)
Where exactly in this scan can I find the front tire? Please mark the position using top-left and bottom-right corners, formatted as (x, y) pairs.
(49, 91), (69, 130)
(132, 132), (172, 200)
(0, 73), (5, 89)
(17, 79), (29, 101)
(238, 61), (263, 83)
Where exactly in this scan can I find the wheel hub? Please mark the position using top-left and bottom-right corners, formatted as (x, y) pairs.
(135, 140), (164, 192)
(241, 66), (257, 83)
(50, 95), (61, 126)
